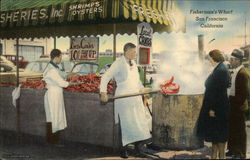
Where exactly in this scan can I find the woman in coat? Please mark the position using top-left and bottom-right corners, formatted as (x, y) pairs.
(197, 49), (230, 159)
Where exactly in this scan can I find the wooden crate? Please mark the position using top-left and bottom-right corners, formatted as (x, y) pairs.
(19, 76), (43, 82)
(0, 73), (16, 83)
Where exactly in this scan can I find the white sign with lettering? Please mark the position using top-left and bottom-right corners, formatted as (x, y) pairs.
(69, 37), (99, 62)
(137, 22), (153, 65)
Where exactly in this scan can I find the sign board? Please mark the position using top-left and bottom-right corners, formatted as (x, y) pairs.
(69, 37), (99, 62)
(0, 0), (178, 30)
(137, 22), (153, 65)
(138, 47), (150, 64)
(0, 1), (104, 28)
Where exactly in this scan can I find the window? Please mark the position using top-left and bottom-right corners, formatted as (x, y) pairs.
(72, 63), (98, 75)
(25, 62), (40, 72)
(14, 45), (44, 61)
(62, 61), (74, 72)
(41, 62), (49, 72)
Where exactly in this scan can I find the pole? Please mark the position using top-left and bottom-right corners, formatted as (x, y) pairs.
(4, 39), (6, 55)
(245, 13), (247, 46)
(113, 23), (116, 61)
(16, 38), (21, 143)
(198, 34), (204, 61)
(144, 66), (147, 86)
(112, 23), (117, 152)
(109, 89), (160, 100)
(54, 36), (56, 49)
(45, 38), (47, 55)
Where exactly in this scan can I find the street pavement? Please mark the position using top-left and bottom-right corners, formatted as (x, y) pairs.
(246, 120), (250, 158)
(0, 121), (250, 160)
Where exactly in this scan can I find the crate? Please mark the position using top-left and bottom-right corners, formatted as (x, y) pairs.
(19, 76), (43, 82)
(0, 73), (16, 83)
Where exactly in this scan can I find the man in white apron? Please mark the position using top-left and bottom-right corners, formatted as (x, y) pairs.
(100, 43), (151, 158)
(43, 49), (76, 144)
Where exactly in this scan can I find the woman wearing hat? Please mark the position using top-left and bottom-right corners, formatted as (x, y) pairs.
(197, 49), (230, 159)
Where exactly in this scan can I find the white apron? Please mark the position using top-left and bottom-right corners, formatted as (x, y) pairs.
(114, 61), (151, 146)
(100, 56), (151, 146)
(43, 63), (69, 133)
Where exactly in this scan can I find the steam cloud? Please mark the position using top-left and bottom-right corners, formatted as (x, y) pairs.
(153, 51), (212, 95)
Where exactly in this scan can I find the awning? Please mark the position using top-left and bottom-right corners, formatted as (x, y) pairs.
(0, 0), (185, 39)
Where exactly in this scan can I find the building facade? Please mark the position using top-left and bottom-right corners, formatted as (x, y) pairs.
(0, 38), (52, 61)
(99, 49), (123, 57)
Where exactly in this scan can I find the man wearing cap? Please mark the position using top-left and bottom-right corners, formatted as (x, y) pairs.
(227, 49), (250, 158)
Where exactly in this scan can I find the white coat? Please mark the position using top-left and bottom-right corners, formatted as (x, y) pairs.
(43, 63), (69, 133)
(100, 56), (151, 146)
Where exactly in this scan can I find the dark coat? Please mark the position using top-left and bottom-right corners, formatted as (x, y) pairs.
(228, 67), (250, 158)
(197, 62), (230, 142)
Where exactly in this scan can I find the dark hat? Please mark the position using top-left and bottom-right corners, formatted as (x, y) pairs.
(231, 49), (244, 60)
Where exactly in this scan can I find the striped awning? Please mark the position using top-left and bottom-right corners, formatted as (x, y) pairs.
(0, 0), (185, 39)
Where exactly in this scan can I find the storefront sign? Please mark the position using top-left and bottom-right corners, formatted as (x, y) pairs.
(0, 1), (103, 27)
(137, 22), (153, 65)
(0, 0), (178, 30)
(133, 4), (173, 23)
(69, 37), (99, 62)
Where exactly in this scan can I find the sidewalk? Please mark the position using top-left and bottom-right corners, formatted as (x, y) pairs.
(1, 122), (250, 160)
(0, 130), (210, 160)
(0, 143), (211, 160)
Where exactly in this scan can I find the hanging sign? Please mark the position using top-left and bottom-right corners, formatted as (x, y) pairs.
(69, 37), (99, 62)
(137, 22), (153, 65)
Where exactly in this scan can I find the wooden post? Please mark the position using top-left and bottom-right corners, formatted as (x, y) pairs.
(144, 66), (147, 86)
(54, 36), (56, 49)
(113, 24), (116, 61)
(112, 23), (117, 152)
(16, 38), (21, 143)
(16, 39), (19, 86)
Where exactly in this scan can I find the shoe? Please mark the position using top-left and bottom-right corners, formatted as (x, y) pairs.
(226, 150), (234, 157)
(232, 156), (242, 159)
(120, 147), (128, 158)
(232, 155), (246, 159)
(135, 142), (144, 153)
(146, 143), (161, 151)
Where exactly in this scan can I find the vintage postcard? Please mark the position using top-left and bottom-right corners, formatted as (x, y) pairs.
(0, 0), (249, 159)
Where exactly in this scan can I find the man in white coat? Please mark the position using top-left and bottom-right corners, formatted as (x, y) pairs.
(100, 43), (152, 158)
(43, 49), (76, 144)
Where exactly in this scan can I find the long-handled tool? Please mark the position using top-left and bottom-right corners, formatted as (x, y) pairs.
(104, 76), (179, 101)
(108, 89), (161, 117)
(108, 89), (161, 100)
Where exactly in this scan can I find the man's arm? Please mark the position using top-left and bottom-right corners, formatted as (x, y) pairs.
(47, 69), (69, 88)
(100, 61), (118, 103)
